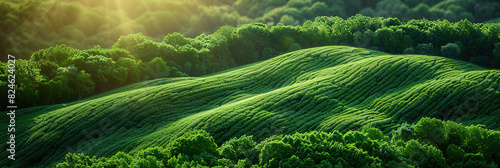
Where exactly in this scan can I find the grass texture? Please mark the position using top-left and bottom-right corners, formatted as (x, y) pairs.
(2, 46), (499, 167)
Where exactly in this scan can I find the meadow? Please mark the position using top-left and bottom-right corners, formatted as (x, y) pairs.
(2, 46), (499, 167)
(2, 0), (500, 167)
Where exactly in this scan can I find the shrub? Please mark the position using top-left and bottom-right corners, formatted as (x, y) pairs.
(404, 47), (416, 54)
(416, 43), (436, 55)
(403, 140), (446, 167)
(259, 140), (292, 166)
(413, 117), (445, 146)
(112, 33), (149, 51)
(441, 43), (461, 59)
(170, 130), (219, 157)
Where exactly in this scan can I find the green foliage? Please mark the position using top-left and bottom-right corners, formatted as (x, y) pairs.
(4, 0), (500, 64)
(30, 44), (77, 65)
(373, 26), (412, 53)
(220, 135), (257, 160)
(402, 140), (446, 167)
(113, 33), (150, 51)
(163, 32), (191, 47)
(6, 15), (500, 108)
(51, 65), (95, 100)
(170, 130), (219, 157)
(447, 144), (466, 163)
(441, 43), (461, 59)
(414, 118), (445, 146)
(391, 123), (415, 142)
(54, 118), (500, 167)
(117, 57), (143, 84)
(362, 126), (385, 141)
(492, 42), (500, 68)
(403, 47), (416, 54)
(259, 140), (292, 166)
(84, 55), (128, 92)
(415, 43), (436, 55)
(230, 23), (272, 65)
(4, 45), (500, 167)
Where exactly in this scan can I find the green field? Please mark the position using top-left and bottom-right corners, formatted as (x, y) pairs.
(3, 0), (500, 167)
(2, 45), (499, 167)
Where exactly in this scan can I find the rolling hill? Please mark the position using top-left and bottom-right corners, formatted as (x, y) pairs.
(2, 46), (500, 167)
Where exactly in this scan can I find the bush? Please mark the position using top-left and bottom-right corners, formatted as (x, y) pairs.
(413, 117), (445, 146)
(404, 47), (416, 54)
(416, 43), (436, 55)
(403, 140), (446, 167)
(259, 140), (292, 166)
(54, 119), (500, 167)
(112, 33), (149, 51)
(441, 43), (461, 59)
(170, 130), (219, 157)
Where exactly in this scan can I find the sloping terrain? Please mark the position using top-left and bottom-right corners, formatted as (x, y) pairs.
(2, 46), (500, 167)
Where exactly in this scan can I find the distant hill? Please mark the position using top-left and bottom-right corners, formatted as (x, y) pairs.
(2, 46), (500, 167)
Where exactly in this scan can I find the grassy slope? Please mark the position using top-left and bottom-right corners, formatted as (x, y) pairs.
(2, 46), (500, 167)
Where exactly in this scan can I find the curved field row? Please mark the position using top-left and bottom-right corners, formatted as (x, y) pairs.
(2, 46), (499, 167)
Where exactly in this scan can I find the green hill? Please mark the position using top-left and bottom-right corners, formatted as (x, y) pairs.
(2, 46), (500, 167)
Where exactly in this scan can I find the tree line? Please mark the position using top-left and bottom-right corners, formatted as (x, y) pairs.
(2, 15), (500, 109)
(56, 117), (500, 168)
(2, 0), (500, 62)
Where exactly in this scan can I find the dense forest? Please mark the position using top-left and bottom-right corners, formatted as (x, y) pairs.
(2, 0), (500, 62)
(3, 0), (500, 109)
(2, 15), (500, 109)
(57, 118), (500, 168)
(1, 0), (500, 168)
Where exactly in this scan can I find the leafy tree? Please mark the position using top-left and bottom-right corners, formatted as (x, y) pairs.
(170, 130), (219, 157)
(230, 23), (272, 65)
(163, 32), (191, 47)
(279, 15), (300, 26)
(53, 118), (500, 167)
(13, 59), (43, 107)
(84, 55), (128, 92)
(37, 80), (52, 105)
(441, 43), (461, 59)
(132, 40), (177, 62)
(446, 144), (466, 164)
(484, 131), (500, 164)
(362, 126), (385, 141)
(373, 27), (412, 53)
(144, 57), (184, 79)
(84, 46), (133, 61)
(118, 57), (143, 84)
(220, 135), (257, 160)
(112, 33), (150, 51)
(467, 124), (488, 153)
(492, 42), (500, 68)
(409, 3), (431, 19)
(63, 52), (88, 69)
(443, 121), (467, 147)
(403, 140), (446, 167)
(30, 44), (77, 65)
(414, 117), (445, 146)
(403, 47), (416, 54)
(177, 44), (200, 65)
(49, 75), (74, 104)
(415, 43), (436, 55)
(52, 65), (95, 100)
(259, 140), (292, 166)
(219, 145), (237, 161)
(373, 27), (396, 52)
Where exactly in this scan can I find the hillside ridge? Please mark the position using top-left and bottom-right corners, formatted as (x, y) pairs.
(2, 46), (500, 167)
